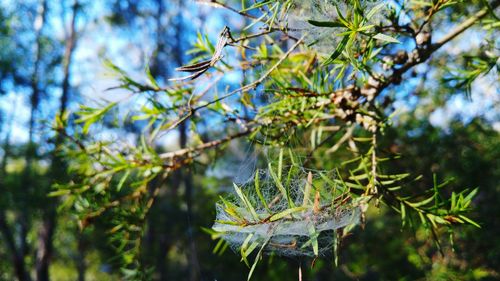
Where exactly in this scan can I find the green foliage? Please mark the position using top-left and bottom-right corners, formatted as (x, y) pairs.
(443, 39), (499, 98)
(26, 0), (499, 280)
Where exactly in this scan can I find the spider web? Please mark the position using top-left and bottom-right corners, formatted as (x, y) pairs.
(286, 0), (388, 54)
(212, 162), (360, 258)
(209, 5), (371, 258)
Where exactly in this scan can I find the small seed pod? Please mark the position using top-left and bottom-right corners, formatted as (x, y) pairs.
(361, 87), (377, 101)
(382, 56), (393, 71)
(416, 31), (431, 46)
(367, 76), (380, 88)
(393, 50), (408, 65)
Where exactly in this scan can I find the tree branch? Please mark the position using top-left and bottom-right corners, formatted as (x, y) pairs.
(377, 2), (499, 96)
(432, 1), (499, 50)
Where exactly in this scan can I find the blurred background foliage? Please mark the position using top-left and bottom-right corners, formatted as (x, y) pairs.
(0, 0), (499, 280)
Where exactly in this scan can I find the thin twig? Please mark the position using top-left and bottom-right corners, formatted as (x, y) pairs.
(376, 2), (498, 96)
(194, 35), (305, 112)
(231, 29), (275, 43)
(370, 131), (377, 195)
(415, 0), (448, 35)
(158, 128), (254, 160)
(432, 1), (498, 49)
(196, 0), (258, 20)
(162, 35), (305, 133)
(326, 125), (355, 154)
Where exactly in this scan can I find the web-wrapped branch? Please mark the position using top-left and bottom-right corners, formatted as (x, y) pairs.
(212, 166), (360, 258)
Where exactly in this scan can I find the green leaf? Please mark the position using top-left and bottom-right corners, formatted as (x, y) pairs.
(268, 163), (294, 208)
(334, 4), (350, 28)
(302, 172), (313, 207)
(373, 33), (401, 44)
(431, 214), (450, 225)
(241, 0), (273, 12)
(254, 170), (270, 212)
(116, 170), (130, 192)
(213, 239), (227, 255)
(288, 148), (297, 166)
(378, 173), (410, 179)
(308, 223), (319, 256)
(459, 215), (481, 228)
(408, 194), (436, 208)
(145, 63), (159, 90)
(278, 149), (283, 180)
(307, 20), (345, 28)
(219, 197), (244, 222)
(319, 172), (337, 189)
(451, 192), (457, 210)
(243, 240), (260, 265)
(334, 179), (364, 190)
(214, 220), (241, 226)
(418, 211), (427, 225)
(76, 102), (117, 134)
(247, 236), (270, 281)
(366, 3), (385, 20)
(349, 173), (370, 181)
(47, 189), (71, 197)
(464, 188), (479, 203)
(269, 206), (306, 221)
(240, 234), (254, 267)
(233, 183), (260, 221)
(400, 203), (406, 227)
(323, 35), (350, 65)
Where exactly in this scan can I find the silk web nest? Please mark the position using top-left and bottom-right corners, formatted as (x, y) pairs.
(212, 164), (360, 258)
(287, 0), (388, 53)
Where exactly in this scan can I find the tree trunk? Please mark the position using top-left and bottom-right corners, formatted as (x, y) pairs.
(172, 0), (200, 278)
(0, 97), (28, 281)
(28, 0), (47, 146)
(0, 213), (29, 281)
(18, 1), (49, 280)
(148, 1), (174, 280)
(179, 121), (200, 281)
(35, 1), (80, 280)
(35, 211), (55, 281)
(59, 0), (78, 120)
(76, 234), (86, 281)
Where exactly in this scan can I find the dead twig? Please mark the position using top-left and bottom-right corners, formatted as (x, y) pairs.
(170, 26), (233, 81)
